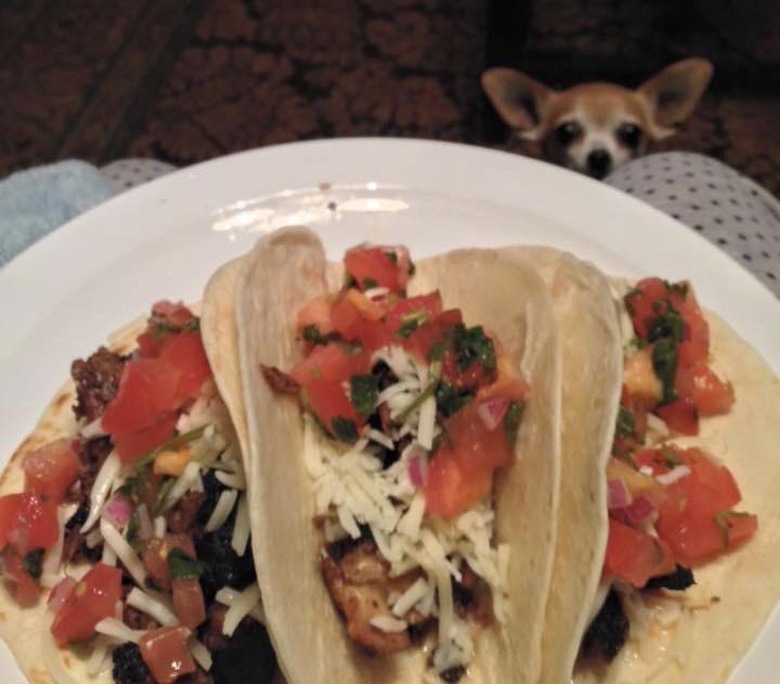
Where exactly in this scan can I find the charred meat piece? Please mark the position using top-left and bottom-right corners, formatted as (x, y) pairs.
(74, 436), (113, 501)
(62, 501), (101, 565)
(166, 490), (206, 535)
(580, 588), (629, 663)
(643, 564), (695, 592)
(112, 642), (154, 684)
(321, 538), (432, 655)
(260, 364), (300, 395)
(71, 347), (126, 422)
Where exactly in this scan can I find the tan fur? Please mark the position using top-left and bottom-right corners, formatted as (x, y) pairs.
(482, 58), (713, 178)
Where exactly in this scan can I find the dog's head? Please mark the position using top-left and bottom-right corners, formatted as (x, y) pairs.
(482, 58), (713, 179)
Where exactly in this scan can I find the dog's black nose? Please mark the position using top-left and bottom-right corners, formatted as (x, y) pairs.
(586, 149), (612, 179)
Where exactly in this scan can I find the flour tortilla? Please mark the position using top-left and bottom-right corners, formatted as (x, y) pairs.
(236, 227), (562, 684)
(0, 318), (144, 684)
(503, 247), (623, 684)
(571, 310), (780, 683)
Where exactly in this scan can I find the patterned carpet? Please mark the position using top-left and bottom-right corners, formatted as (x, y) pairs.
(1, 0), (778, 195)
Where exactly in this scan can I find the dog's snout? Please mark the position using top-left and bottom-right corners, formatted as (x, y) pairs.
(586, 149), (612, 179)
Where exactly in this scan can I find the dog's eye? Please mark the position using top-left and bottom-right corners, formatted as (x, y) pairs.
(555, 121), (581, 145)
(617, 123), (642, 149)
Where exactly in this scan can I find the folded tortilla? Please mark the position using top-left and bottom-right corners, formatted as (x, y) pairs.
(0, 319), (144, 684)
(235, 227), (562, 683)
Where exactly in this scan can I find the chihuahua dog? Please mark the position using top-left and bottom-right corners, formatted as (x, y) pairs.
(482, 58), (713, 179)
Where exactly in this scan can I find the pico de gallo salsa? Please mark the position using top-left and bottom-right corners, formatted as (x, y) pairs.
(0, 302), (276, 684)
(263, 244), (527, 681)
(584, 278), (757, 663)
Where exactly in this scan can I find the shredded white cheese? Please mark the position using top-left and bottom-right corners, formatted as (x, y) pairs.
(100, 518), (147, 587)
(656, 465), (692, 486)
(126, 587), (179, 627)
(222, 583), (262, 637)
(94, 617), (147, 644)
(370, 615), (409, 633)
(231, 493), (250, 556)
(206, 489), (239, 532)
(81, 451), (121, 533)
(189, 637), (213, 671)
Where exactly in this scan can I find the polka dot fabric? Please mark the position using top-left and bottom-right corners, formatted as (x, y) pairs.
(606, 152), (780, 297)
(100, 159), (175, 192)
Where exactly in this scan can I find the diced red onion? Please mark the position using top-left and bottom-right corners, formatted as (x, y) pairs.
(477, 399), (509, 431)
(102, 492), (134, 529)
(607, 478), (632, 509)
(47, 576), (77, 612)
(408, 454), (429, 488)
(623, 495), (658, 526)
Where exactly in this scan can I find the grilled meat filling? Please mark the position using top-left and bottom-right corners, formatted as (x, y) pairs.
(581, 588), (629, 663)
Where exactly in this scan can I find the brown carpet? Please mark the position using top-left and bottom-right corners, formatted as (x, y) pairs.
(1, 0), (778, 195)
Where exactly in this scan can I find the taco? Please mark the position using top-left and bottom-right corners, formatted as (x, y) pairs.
(0, 299), (277, 684)
(235, 227), (562, 683)
(531, 259), (780, 683)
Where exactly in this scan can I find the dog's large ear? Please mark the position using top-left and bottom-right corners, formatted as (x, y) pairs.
(481, 68), (554, 140)
(637, 58), (713, 140)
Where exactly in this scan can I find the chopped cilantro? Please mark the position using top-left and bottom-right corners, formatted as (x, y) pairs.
(615, 405), (635, 439)
(167, 548), (204, 580)
(504, 401), (525, 449)
(397, 309), (428, 338)
(332, 417), (359, 442)
(646, 300), (684, 343)
(435, 383), (473, 418)
(667, 281), (689, 298)
(428, 341), (446, 363)
(452, 324), (496, 374)
(23, 549), (44, 580)
(362, 277), (379, 290)
(303, 324), (325, 344)
(652, 338), (678, 404)
(350, 374), (378, 415)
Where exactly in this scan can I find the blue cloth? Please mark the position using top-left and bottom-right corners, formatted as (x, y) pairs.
(0, 160), (115, 267)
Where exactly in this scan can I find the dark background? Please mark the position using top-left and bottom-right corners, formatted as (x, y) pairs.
(2, 0), (778, 194)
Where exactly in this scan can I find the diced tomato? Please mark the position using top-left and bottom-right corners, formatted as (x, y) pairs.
(152, 301), (196, 328)
(23, 438), (80, 504)
(655, 398), (699, 436)
(305, 378), (363, 438)
(604, 518), (676, 587)
(101, 358), (182, 434)
(625, 278), (708, 365)
(424, 445), (493, 519)
(112, 412), (179, 464)
(476, 375), (528, 403)
(445, 400), (513, 471)
(159, 332), (213, 406)
(1, 547), (42, 605)
(384, 292), (443, 333)
(137, 331), (165, 358)
(0, 493), (58, 555)
(47, 576), (77, 612)
(328, 290), (386, 347)
(50, 563), (123, 645)
(296, 294), (335, 338)
(289, 343), (370, 385)
(344, 245), (410, 294)
(172, 578), (206, 629)
(139, 626), (196, 684)
(659, 511), (757, 567)
(141, 534), (196, 591)
(675, 363), (734, 416)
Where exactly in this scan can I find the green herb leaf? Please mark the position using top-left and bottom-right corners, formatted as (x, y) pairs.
(134, 425), (208, 471)
(167, 548), (204, 580)
(615, 405), (635, 439)
(652, 338), (678, 404)
(397, 309), (429, 338)
(362, 277), (379, 290)
(667, 281), (689, 298)
(153, 477), (177, 516)
(504, 401), (525, 449)
(646, 300), (684, 343)
(435, 383), (473, 418)
(350, 374), (378, 415)
(332, 417), (359, 442)
(659, 445), (682, 469)
(428, 341), (446, 363)
(23, 549), (44, 580)
(452, 324), (496, 374)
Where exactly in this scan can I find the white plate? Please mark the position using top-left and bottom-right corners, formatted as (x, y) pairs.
(0, 138), (777, 682)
